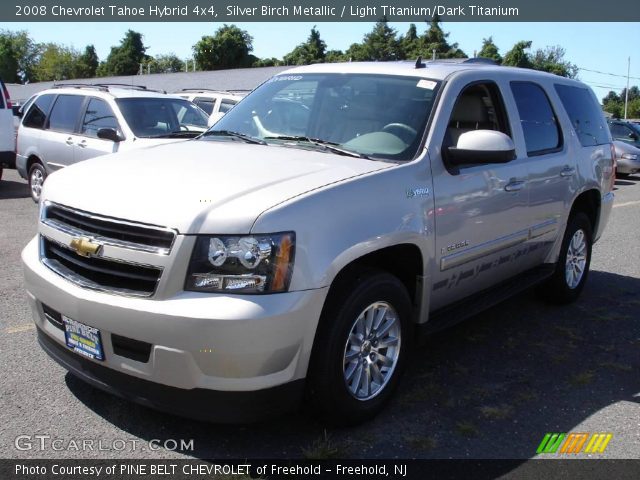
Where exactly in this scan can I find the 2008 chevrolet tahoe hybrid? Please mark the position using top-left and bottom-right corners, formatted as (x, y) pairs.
(22, 60), (615, 424)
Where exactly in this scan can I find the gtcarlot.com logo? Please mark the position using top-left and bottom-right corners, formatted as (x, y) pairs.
(14, 435), (194, 452)
(536, 432), (613, 454)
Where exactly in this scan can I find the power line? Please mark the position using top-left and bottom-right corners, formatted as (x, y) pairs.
(578, 66), (640, 82)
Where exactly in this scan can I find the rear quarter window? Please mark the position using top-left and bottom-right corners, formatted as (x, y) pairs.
(554, 84), (610, 146)
(23, 94), (55, 129)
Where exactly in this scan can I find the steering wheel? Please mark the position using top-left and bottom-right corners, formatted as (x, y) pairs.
(382, 123), (417, 144)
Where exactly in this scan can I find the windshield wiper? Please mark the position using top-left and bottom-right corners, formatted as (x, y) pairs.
(202, 130), (267, 145)
(142, 131), (201, 139)
(264, 135), (369, 159)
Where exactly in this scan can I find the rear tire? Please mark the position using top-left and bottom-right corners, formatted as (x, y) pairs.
(306, 270), (413, 425)
(537, 212), (592, 304)
(28, 162), (46, 203)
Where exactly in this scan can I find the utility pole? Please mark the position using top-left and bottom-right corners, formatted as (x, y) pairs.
(432, 49), (436, 61)
(624, 57), (630, 120)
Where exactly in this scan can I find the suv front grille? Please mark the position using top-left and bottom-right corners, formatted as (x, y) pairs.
(43, 203), (175, 254)
(39, 202), (173, 297)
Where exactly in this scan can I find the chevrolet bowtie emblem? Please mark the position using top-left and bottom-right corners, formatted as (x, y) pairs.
(69, 237), (102, 257)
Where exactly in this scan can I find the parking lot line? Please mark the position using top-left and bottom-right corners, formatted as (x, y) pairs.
(5, 324), (36, 334)
(613, 200), (640, 209)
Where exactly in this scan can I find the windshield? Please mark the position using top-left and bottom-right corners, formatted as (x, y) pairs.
(206, 73), (440, 161)
(116, 97), (209, 138)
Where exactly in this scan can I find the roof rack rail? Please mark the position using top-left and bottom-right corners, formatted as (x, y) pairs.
(52, 83), (108, 91)
(181, 88), (220, 92)
(463, 57), (499, 65)
(93, 83), (167, 94)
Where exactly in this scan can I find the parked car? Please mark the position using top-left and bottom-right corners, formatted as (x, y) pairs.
(608, 119), (640, 148)
(16, 84), (210, 201)
(613, 140), (640, 176)
(22, 61), (615, 425)
(0, 77), (16, 180)
(176, 88), (247, 121)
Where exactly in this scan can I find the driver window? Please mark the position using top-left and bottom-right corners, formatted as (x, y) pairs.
(444, 82), (511, 149)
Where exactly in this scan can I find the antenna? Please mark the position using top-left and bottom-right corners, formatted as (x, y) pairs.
(415, 56), (426, 69)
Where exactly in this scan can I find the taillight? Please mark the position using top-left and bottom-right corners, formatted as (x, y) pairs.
(609, 142), (616, 191)
(1, 82), (11, 109)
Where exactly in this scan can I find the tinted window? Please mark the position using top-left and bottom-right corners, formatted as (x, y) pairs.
(511, 82), (561, 155)
(23, 94), (55, 129)
(609, 123), (636, 140)
(81, 98), (119, 137)
(554, 84), (609, 147)
(116, 97), (208, 137)
(194, 97), (215, 115)
(219, 99), (237, 113)
(0, 80), (5, 109)
(48, 95), (84, 133)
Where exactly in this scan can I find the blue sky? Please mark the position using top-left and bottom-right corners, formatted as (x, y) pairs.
(0, 21), (638, 100)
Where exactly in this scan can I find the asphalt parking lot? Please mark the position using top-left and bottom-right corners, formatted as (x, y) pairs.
(0, 168), (638, 461)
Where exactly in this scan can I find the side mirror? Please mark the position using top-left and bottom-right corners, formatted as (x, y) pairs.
(208, 112), (225, 128)
(628, 132), (638, 141)
(447, 130), (516, 165)
(96, 127), (123, 142)
(12, 105), (23, 118)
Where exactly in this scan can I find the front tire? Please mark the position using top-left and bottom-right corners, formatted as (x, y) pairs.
(28, 162), (46, 203)
(537, 212), (592, 304)
(306, 271), (412, 425)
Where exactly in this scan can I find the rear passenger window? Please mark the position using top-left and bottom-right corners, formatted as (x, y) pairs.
(23, 94), (55, 129)
(47, 95), (84, 133)
(554, 84), (609, 146)
(194, 97), (215, 115)
(510, 82), (561, 156)
(81, 98), (118, 137)
(219, 99), (237, 113)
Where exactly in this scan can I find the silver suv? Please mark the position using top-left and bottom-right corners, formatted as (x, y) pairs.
(0, 78), (15, 180)
(22, 61), (615, 424)
(16, 84), (210, 201)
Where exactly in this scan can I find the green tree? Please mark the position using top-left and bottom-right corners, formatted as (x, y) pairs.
(325, 50), (345, 63)
(503, 40), (533, 68)
(193, 25), (253, 70)
(530, 46), (578, 78)
(400, 24), (420, 59)
(100, 30), (148, 76)
(349, 18), (402, 61)
(478, 36), (502, 63)
(420, 15), (466, 59)
(75, 45), (99, 78)
(0, 30), (40, 82)
(148, 54), (185, 74)
(283, 26), (327, 65)
(252, 57), (282, 67)
(33, 43), (79, 81)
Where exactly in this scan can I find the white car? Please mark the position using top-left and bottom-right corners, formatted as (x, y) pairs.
(16, 84), (210, 201)
(176, 89), (247, 121)
(0, 77), (15, 181)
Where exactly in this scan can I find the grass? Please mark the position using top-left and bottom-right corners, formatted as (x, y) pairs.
(404, 435), (437, 451)
(478, 404), (514, 420)
(569, 370), (595, 386)
(456, 421), (479, 437)
(302, 431), (344, 459)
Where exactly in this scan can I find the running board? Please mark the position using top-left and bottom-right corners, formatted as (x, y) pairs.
(418, 265), (555, 338)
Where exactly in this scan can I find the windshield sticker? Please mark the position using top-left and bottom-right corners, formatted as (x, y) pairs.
(269, 75), (304, 82)
(417, 79), (437, 90)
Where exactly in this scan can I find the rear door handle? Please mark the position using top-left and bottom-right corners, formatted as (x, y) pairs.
(560, 166), (576, 177)
(77, 140), (87, 148)
(504, 180), (526, 192)
(65, 137), (74, 146)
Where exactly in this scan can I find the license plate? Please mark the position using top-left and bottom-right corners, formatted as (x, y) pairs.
(63, 316), (104, 361)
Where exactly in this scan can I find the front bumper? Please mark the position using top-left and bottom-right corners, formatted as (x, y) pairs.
(616, 158), (640, 175)
(22, 237), (328, 421)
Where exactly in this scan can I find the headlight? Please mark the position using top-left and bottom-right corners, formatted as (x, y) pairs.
(621, 153), (639, 160)
(185, 232), (295, 294)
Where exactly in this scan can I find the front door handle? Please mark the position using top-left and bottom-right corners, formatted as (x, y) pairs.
(560, 166), (576, 177)
(504, 180), (526, 192)
(65, 137), (74, 146)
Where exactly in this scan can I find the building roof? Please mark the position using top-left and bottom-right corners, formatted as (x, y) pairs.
(6, 65), (289, 103)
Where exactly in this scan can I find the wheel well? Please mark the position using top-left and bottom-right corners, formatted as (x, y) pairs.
(570, 189), (600, 231)
(27, 155), (42, 173)
(328, 244), (423, 307)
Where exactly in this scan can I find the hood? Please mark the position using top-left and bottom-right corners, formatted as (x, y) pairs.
(613, 140), (640, 155)
(42, 140), (390, 234)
